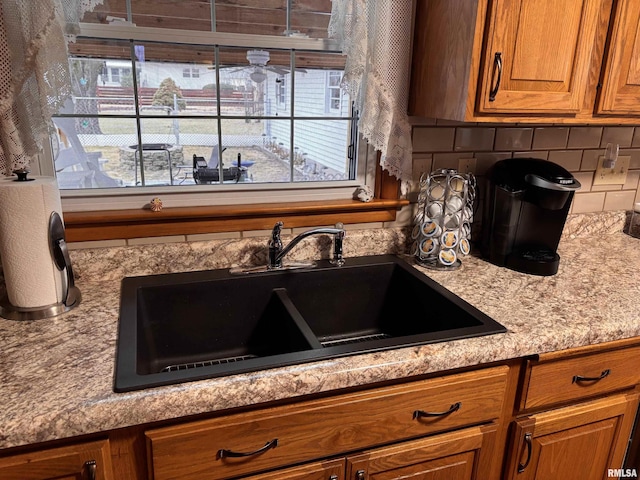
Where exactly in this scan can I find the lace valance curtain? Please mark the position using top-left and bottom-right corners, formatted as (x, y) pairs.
(329, 0), (414, 185)
(0, 0), (102, 176)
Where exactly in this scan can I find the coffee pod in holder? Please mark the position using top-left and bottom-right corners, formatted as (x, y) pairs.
(448, 174), (466, 193)
(410, 240), (419, 256)
(421, 220), (442, 238)
(459, 238), (471, 256)
(444, 212), (461, 229)
(419, 237), (439, 256)
(438, 248), (457, 266)
(411, 223), (421, 239)
(463, 205), (473, 223)
(428, 181), (446, 201)
(441, 230), (459, 249)
(461, 221), (472, 238)
(445, 195), (464, 213)
(412, 168), (475, 270)
(427, 201), (443, 218)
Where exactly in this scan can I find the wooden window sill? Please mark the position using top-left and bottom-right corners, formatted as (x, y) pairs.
(63, 164), (407, 242)
(64, 198), (409, 241)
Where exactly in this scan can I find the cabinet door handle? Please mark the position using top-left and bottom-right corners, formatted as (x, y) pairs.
(572, 369), (610, 384)
(356, 469), (366, 479)
(517, 433), (532, 473)
(216, 439), (278, 460)
(329, 476), (339, 480)
(84, 460), (97, 480)
(489, 52), (503, 101)
(413, 401), (461, 419)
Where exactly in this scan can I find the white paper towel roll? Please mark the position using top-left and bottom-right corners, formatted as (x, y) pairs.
(0, 176), (65, 308)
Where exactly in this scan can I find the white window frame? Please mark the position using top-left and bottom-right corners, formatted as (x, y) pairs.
(182, 67), (200, 78)
(51, 23), (371, 212)
(276, 75), (286, 106)
(326, 70), (343, 114)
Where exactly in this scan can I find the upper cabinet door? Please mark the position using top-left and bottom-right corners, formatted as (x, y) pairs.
(597, 1), (640, 115)
(479, 0), (603, 114)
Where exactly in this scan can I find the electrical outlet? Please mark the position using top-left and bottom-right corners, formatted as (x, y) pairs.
(593, 155), (630, 185)
(458, 158), (477, 174)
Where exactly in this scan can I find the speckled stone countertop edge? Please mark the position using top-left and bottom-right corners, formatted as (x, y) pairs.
(1, 211), (639, 450)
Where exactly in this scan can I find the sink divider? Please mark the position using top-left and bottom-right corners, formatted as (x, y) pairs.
(271, 288), (323, 350)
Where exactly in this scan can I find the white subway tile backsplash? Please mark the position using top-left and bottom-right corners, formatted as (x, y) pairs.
(127, 235), (186, 246)
(413, 123), (640, 214)
(68, 239), (127, 250)
(186, 232), (242, 242)
(604, 190), (636, 211)
(572, 192), (606, 213)
(573, 172), (594, 192)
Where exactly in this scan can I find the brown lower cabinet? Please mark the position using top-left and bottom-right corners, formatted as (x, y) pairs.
(144, 366), (510, 480)
(0, 439), (114, 480)
(346, 424), (496, 480)
(504, 392), (639, 480)
(241, 458), (346, 480)
(2, 340), (640, 480)
(217, 424), (495, 480)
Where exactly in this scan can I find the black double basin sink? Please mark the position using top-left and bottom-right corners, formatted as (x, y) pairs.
(115, 255), (506, 392)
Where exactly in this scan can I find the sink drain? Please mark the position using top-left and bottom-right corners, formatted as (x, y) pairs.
(320, 333), (391, 348)
(161, 354), (258, 373)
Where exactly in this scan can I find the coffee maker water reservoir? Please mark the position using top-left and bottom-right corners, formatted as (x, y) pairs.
(481, 158), (581, 276)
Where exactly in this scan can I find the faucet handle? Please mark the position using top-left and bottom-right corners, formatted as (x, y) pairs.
(270, 221), (283, 243)
(331, 223), (345, 266)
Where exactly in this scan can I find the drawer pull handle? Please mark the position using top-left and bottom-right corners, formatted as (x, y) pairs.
(489, 52), (503, 101)
(216, 439), (278, 460)
(517, 433), (532, 473)
(84, 460), (97, 480)
(413, 401), (461, 420)
(572, 369), (610, 384)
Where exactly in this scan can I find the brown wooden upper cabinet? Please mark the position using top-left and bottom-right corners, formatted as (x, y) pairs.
(409, 0), (640, 123)
(597, 0), (640, 115)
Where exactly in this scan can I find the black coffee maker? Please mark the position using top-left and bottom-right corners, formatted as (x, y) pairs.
(481, 158), (581, 276)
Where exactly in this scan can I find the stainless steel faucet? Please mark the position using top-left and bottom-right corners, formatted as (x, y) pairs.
(268, 221), (345, 269)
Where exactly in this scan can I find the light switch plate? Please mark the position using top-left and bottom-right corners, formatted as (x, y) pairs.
(593, 155), (630, 185)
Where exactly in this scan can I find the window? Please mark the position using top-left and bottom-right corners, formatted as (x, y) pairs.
(182, 68), (200, 78)
(50, 0), (360, 201)
(43, 0), (406, 238)
(276, 76), (286, 106)
(326, 71), (343, 114)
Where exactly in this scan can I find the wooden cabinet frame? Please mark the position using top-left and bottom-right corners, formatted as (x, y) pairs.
(504, 392), (640, 479)
(409, 0), (640, 124)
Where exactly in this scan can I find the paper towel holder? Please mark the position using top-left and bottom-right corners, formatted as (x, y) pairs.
(0, 212), (81, 320)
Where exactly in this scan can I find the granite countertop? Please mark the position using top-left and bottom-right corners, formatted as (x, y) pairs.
(1, 213), (639, 450)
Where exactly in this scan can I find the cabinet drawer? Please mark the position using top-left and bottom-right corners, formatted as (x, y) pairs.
(146, 366), (508, 480)
(521, 345), (640, 411)
(0, 439), (114, 480)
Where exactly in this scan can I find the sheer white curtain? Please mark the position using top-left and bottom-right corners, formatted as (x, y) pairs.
(0, 0), (102, 176)
(329, 0), (414, 186)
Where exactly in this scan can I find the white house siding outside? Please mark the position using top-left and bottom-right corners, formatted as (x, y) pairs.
(104, 60), (244, 90)
(265, 69), (351, 176)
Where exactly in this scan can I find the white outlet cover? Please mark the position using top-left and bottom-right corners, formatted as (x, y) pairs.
(593, 155), (630, 185)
